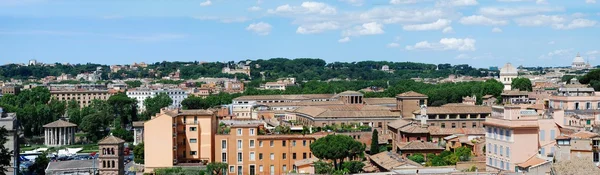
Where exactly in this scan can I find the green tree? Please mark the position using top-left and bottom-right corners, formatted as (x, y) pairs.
(370, 129), (379, 155)
(342, 161), (365, 174)
(29, 152), (50, 175)
(314, 160), (334, 174)
(181, 95), (204, 109)
(107, 92), (137, 129)
(66, 99), (82, 126)
(133, 143), (144, 164)
(511, 77), (532, 91)
(301, 125), (310, 136)
(455, 146), (472, 161)
(80, 113), (109, 142)
(142, 93), (173, 120)
(111, 128), (133, 142)
(0, 127), (13, 173)
(125, 80), (143, 88)
(206, 162), (228, 175)
(408, 154), (425, 164)
(310, 134), (365, 170)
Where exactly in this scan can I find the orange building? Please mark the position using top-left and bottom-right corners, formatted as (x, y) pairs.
(214, 124), (318, 175)
(143, 109), (218, 173)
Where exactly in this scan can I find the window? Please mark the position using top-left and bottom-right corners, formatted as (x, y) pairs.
(222, 153), (227, 162)
(270, 153), (274, 160)
(506, 130), (511, 141)
(494, 128), (498, 139)
(293, 153), (297, 159)
(494, 144), (497, 154)
(292, 140), (296, 146)
(500, 129), (504, 140)
(190, 138), (197, 143)
(283, 165), (287, 172)
(190, 151), (197, 155)
(540, 148), (545, 155)
(250, 128), (255, 135)
(501, 161), (505, 170)
(237, 129), (242, 136)
(500, 146), (504, 156)
(540, 130), (545, 141)
(222, 140), (227, 149)
(259, 141), (263, 147)
(550, 130), (556, 140)
(488, 143), (491, 153)
(250, 152), (255, 161)
(587, 102), (592, 109)
(441, 123), (446, 128)
(250, 140), (255, 148)
(190, 127), (197, 131)
(472, 122), (477, 128)
(270, 141), (274, 147)
(237, 140), (242, 150)
(283, 153), (287, 160)
(506, 147), (510, 158)
(237, 166), (242, 175)
(462, 123), (466, 128)
(194, 116), (197, 124)
(270, 165), (275, 175)
(283, 140), (286, 147)
(237, 152), (243, 162)
(250, 165), (256, 175)
(259, 153), (263, 160)
(229, 166), (235, 173)
(303, 140), (307, 146)
(259, 165), (263, 172)
(303, 153), (307, 159)
(594, 152), (600, 162)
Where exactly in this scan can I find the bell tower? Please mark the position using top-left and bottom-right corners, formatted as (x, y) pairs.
(98, 135), (125, 175)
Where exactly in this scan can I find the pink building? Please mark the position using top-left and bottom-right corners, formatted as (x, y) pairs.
(484, 105), (558, 173)
(548, 86), (600, 129)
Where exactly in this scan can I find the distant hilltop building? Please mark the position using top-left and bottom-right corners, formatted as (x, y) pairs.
(28, 59), (37, 66)
(571, 53), (591, 69)
(499, 63), (518, 91)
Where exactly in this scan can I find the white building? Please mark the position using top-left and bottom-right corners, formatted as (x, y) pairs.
(572, 53), (591, 69)
(126, 88), (188, 112)
(499, 63), (518, 91)
(28, 59), (37, 66)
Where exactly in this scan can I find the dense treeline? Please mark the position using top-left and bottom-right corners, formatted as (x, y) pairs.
(1, 59), (494, 81)
(580, 69), (600, 90)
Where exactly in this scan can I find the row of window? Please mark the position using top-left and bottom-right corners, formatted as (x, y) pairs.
(549, 101), (600, 110)
(128, 91), (186, 95)
(228, 164), (285, 175)
(222, 152), (312, 163)
(488, 158), (511, 171)
(54, 93), (108, 96)
(487, 127), (512, 141)
(487, 143), (510, 158)
(430, 122), (479, 128)
(223, 139), (311, 150)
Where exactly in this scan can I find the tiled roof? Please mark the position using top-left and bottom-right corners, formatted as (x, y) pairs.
(98, 135), (125, 145)
(337, 90), (363, 96)
(259, 100), (345, 107)
(482, 95), (494, 99)
(427, 127), (462, 136)
(398, 141), (444, 150)
(43, 119), (77, 128)
(517, 155), (549, 168)
(400, 125), (429, 134)
(569, 131), (599, 139)
(46, 159), (95, 172)
(414, 106), (492, 115)
(291, 105), (400, 118)
(368, 151), (422, 171)
(387, 119), (412, 129)
(363, 98), (397, 105)
(132, 121), (145, 127)
(233, 94), (335, 101)
(501, 90), (529, 96)
(396, 91), (427, 98)
(294, 157), (319, 167)
(178, 109), (213, 115)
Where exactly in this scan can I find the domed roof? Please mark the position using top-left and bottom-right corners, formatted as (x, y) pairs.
(500, 63), (518, 75)
(573, 53), (585, 64)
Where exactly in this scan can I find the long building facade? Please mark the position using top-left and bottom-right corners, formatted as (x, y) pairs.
(127, 88), (188, 112)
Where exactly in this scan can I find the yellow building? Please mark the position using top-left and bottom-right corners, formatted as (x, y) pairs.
(143, 109), (217, 173)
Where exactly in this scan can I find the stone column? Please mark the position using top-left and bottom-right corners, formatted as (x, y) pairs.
(44, 129), (47, 145)
(50, 128), (54, 146)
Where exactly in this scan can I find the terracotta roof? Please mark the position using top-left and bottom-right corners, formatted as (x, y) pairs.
(291, 105), (400, 119)
(387, 119), (412, 129)
(517, 155), (549, 168)
(551, 157), (600, 174)
(259, 100), (345, 107)
(337, 90), (363, 96)
(398, 141), (444, 150)
(414, 106), (492, 115)
(400, 125), (429, 134)
(257, 135), (317, 140)
(482, 95), (494, 99)
(132, 121), (144, 127)
(98, 135), (125, 145)
(527, 104), (545, 110)
(501, 90), (529, 96)
(427, 127), (485, 136)
(363, 98), (397, 105)
(233, 94), (335, 101)
(43, 119), (77, 128)
(555, 135), (570, 140)
(178, 109), (213, 115)
(294, 157), (319, 167)
(569, 131), (599, 139)
(368, 151), (422, 171)
(396, 91), (427, 98)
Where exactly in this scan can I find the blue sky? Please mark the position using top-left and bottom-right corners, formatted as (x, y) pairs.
(0, 0), (599, 68)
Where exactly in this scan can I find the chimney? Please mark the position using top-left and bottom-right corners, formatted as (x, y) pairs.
(420, 105), (427, 127)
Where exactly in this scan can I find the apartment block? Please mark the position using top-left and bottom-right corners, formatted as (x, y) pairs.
(143, 109), (217, 173)
(51, 90), (111, 108)
(127, 88), (188, 112)
(214, 124), (317, 175)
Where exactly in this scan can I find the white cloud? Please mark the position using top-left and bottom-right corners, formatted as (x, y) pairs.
(405, 38), (476, 51)
(498, 0), (548, 4)
(442, 26), (454, 33)
(459, 15), (508, 26)
(572, 13), (587, 18)
(248, 6), (262, 11)
(548, 41), (555, 45)
(296, 21), (340, 34)
(514, 15), (565, 26)
(358, 8), (456, 25)
(402, 19), (452, 31)
(390, 0), (418, 4)
(200, 0), (212, 6)
(586, 50), (599, 55)
(479, 7), (563, 17)
(586, 0), (596, 4)
(246, 22), (272, 35)
(536, 0), (547, 4)
(340, 0), (364, 6)
(539, 49), (572, 59)
(342, 22), (384, 36)
(436, 0), (478, 7)
(387, 42), (400, 48)
(492, 27), (503, 32)
(338, 37), (351, 43)
(268, 2), (336, 15)
(193, 16), (250, 23)
(554, 19), (597, 30)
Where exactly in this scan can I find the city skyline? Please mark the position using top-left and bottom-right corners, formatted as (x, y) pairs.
(1, 0), (599, 68)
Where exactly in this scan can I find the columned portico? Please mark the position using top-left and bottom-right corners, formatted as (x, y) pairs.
(43, 119), (77, 147)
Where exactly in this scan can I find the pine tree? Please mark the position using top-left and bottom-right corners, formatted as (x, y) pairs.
(370, 129), (379, 155)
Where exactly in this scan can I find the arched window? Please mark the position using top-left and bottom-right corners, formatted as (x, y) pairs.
(111, 148), (115, 155)
(103, 161), (106, 168)
(112, 160), (115, 168)
(102, 148), (106, 155)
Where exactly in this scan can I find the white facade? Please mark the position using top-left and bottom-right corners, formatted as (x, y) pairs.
(572, 53), (591, 69)
(126, 88), (188, 112)
(499, 63), (518, 91)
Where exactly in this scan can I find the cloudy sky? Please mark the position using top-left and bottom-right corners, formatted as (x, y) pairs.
(0, 0), (599, 68)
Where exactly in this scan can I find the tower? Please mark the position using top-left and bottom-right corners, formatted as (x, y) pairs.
(98, 135), (125, 175)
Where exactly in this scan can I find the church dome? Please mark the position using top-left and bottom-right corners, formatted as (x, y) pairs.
(573, 53), (585, 64)
(500, 63), (518, 76)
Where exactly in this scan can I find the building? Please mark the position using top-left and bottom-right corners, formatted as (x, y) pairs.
(396, 91), (428, 119)
(481, 95), (497, 106)
(396, 141), (445, 158)
(0, 108), (18, 174)
(51, 89), (111, 108)
(127, 88), (188, 112)
(1, 85), (21, 95)
(264, 82), (287, 91)
(98, 135), (126, 175)
(132, 121), (144, 146)
(28, 59), (37, 66)
(291, 104), (400, 134)
(499, 63), (518, 91)
(144, 109), (217, 173)
(572, 53), (591, 69)
(46, 159), (98, 175)
(501, 90), (530, 105)
(214, 123), (318, 175)
(43, 119), (77, 146)
(231, 94), (336, 119)
(462, 96), (476, 105)
(483, 106), (560, 172)
(554, 131), (600, 166)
